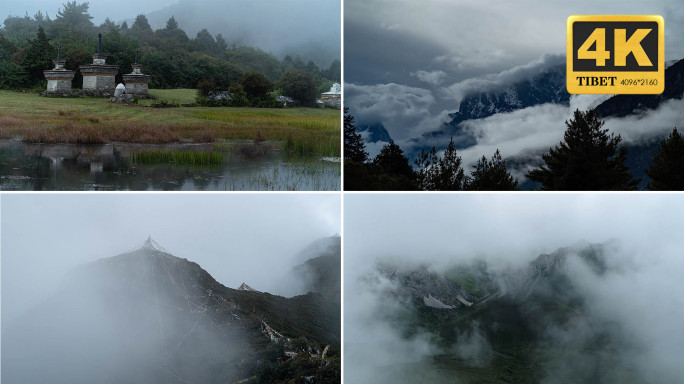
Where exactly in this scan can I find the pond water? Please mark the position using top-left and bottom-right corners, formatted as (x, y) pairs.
(0, 140), (340, 191)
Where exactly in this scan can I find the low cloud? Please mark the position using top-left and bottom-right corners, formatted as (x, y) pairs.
(412, 70), (447, 85)
(442, 96), (684, 182)
(344, 194), (684, 383)
(444, 54), (566, 106)
(345, 82), (452, 141)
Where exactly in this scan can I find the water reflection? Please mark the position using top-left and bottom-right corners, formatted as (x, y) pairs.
(0, 140), (340, 191)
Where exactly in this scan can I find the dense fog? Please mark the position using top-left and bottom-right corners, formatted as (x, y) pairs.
(1, 193), (340, 383)
(345, 194), (684, 383)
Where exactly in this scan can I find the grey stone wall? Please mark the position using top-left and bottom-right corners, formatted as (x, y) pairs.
(124, 82), (149, 95)
(82, 75), (115, 92)
(47, 79), (72, 93)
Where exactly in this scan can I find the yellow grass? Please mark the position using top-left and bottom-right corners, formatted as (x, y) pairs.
(0, 89), (341, 156)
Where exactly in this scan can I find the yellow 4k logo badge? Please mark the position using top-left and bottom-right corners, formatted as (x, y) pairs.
(567, 15), (664, 94)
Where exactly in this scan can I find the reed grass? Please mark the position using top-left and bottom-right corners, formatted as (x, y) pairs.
(0, 90), (340, 156)
(129, 150), (224, 166)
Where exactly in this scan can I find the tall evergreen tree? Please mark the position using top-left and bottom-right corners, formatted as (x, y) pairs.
(215, 33), (228, 51)
(414, 138), (465, 190)
(99, 17), (117, 31)
(165, 16), (179, 31)
(526, 109), (639, 190)
(21, 26), (54, 82)
(130, 14), (153, 41)
(645, 128), (684, 190)
(343, 107), (368, 163)
(373, 141), (414, 179)
(466, 149), (518, 190)
(0, 35), (17, 60)
(192, 29), (217, 54)
(415, 146), (439, 190)
(55, 1), (93, 29)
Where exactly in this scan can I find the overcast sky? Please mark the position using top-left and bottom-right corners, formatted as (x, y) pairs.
(1, 193), (340, 323)
(345, 0), (684, 144)
(345, 193), (684, 383)
(1, 0), (174, 24)
(345, 193), (684, 275)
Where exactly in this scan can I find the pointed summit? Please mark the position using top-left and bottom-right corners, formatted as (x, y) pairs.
(140, 236), (169, 253)
(238, 283), (256, 291)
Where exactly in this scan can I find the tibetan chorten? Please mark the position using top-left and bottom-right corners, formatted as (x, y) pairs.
(79, 33), (119, 96)
(43, 45), (75, 95)
(122, 50), (152, 97)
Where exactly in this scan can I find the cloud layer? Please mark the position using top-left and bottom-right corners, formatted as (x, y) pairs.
(345, 0), (684, 145)
(345, 194), (684, 383)
(1, 194), (340, 324)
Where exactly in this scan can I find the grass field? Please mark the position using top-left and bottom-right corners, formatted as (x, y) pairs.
(0, 89), (340, 157)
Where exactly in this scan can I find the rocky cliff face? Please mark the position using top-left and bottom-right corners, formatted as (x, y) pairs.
(376, 263), (475, 309)
(416, 64), (569, 146)
(449, 66), (569, 127)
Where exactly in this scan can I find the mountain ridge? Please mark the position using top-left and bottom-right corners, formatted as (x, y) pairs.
(3, 241), (340, 384)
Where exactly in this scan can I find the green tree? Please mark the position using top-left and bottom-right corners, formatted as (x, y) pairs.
(0, 60), (29, 89)
(415, 138), (466, 190)
(415, 146), (440, 190)
(192, 29), (218, 54)
(101, 28), (138, 83)
(226, 46), (281, 82)
(277, 69), (317, 106)
(165, 16), (179, 31)
(32, 11), (49, 23)
(21, 26), (54, 83)
(0, 35), (18, 60)
(2, 15), (45, 47)
(130, 14), (153, 41)
(343, 107), (368, 163)
(373, 141), (414, 180)
(55, 1), (93, 28)
(215, 33), (228, 51)
(53, 1), (94, 39)
(196, 77), (216, 97)
(240, 71), (272, 98)
(526, 109), (639, 190)
(466, 149), (518, 190)
(155, 18), (189, 51)
(645, 128), (684, 190)
(324, 59), (340, 81)
(99, 17), (117, 31)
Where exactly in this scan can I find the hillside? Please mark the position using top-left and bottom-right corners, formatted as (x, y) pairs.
(2, 239), (340, 383)
(365, 241), (645, 383)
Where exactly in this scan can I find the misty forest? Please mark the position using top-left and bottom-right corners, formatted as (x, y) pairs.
(0, 2), (340, 105)
(0, 1), (341, 191)
(2, 235), (341, 384)
(348, 240), (681, 383)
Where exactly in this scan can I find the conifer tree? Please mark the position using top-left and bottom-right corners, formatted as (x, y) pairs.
(21, 26), (53, 82)
(165, 16), (179, 31)
(415, 137), (465, 190)
(373, 141), (414, 179)
(343, 107), (368, 163)
(645, 128), (684, 190)
(466, 149), (518, 190)
(526, 109), (639, 190)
